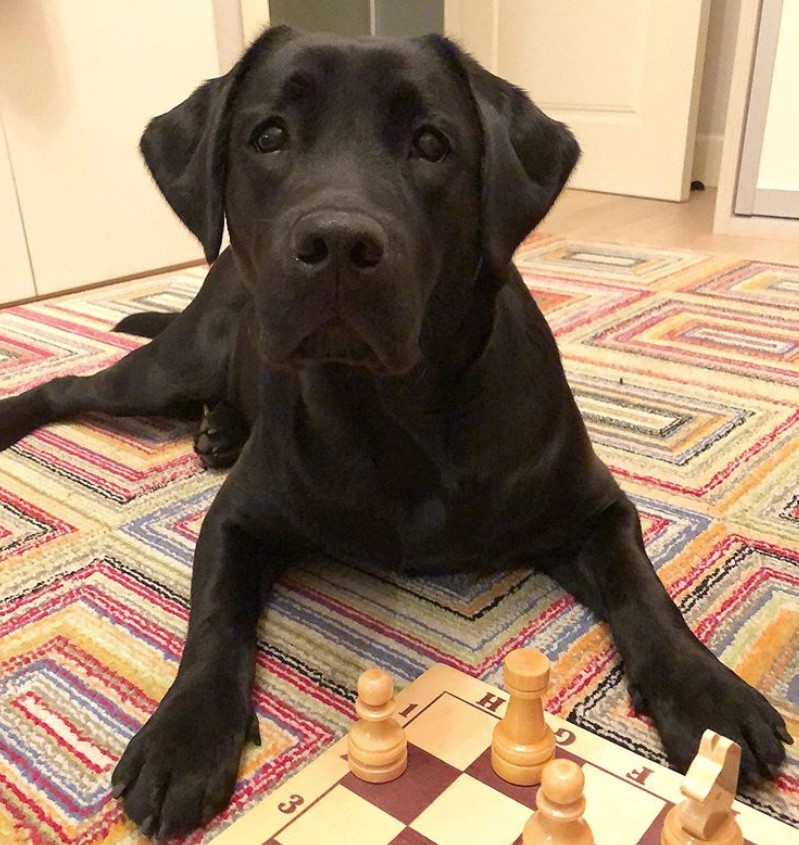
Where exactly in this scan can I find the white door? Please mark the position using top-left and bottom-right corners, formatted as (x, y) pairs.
(446, 0), (711, 202)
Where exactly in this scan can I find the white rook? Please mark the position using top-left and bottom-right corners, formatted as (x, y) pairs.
(492, 648), (556, 785)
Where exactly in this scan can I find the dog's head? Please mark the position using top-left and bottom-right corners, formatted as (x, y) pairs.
(141, 28), (578, 373)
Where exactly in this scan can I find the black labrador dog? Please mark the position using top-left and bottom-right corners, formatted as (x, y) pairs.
(0, 27), (790, 840)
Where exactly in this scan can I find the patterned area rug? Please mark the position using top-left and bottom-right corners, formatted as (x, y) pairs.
(0, 238), (797, 843)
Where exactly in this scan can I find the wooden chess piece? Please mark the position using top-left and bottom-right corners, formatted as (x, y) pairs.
(523, 758), (594, 845)
(492, 648), (556, 785)
(347, 667), (408, 783)
(660, 730), (744, 845)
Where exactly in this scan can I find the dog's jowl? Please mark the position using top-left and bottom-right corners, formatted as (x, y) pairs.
(0, 28), (790, 839)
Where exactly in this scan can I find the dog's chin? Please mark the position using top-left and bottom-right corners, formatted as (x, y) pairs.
(285, 319), (417, 375)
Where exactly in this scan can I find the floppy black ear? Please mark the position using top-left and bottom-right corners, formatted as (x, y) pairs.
(140, 72), (237, 264)
(139, 26), (295, 263)
(456, 50), (580, 272)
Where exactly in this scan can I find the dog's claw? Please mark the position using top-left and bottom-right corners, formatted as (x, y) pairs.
(193, 401), (249, 469)
(630, 690), (646, 715)
(111, 778), (129, 800)
(248, 712), (261, 746)
(141, 814), (158, 838)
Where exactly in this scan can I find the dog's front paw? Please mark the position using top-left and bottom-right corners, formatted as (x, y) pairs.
(632, 650), (792, 785)
(111, 676), (257, 840)
(193, 401), (249, 468)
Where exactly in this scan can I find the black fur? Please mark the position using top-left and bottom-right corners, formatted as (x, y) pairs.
(113, 311), (179, 339)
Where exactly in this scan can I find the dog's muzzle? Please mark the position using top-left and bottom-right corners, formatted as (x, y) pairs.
(262, 209), (420, 373)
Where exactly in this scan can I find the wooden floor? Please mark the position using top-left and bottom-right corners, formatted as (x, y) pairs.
(541, 187), (799, 265)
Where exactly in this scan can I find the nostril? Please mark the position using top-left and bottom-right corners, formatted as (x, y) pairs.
(350, 237), (384, 270)
(292, 212), (387, 272)
(295, 236), (329, 266)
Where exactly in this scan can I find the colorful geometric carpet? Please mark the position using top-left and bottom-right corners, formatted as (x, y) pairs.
(0, 238), (797, 843)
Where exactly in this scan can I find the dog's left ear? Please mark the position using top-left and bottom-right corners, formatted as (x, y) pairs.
(438, 42), (580, 272)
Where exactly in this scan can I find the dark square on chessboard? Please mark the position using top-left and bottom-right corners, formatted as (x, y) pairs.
(341, 743), (461, 824)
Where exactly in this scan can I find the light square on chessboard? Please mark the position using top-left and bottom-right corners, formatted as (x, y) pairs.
(403, 692), (496, 770)
(581, 764), (667, 843)
(410, 773), (531, 845)
(272, 784), (404, 845)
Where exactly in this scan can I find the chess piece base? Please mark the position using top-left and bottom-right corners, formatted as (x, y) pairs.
(523, 813), (594, 845)
(492, 723), (556, 786)
(347, 746), (408, 784)
(660, 805), (743, 845)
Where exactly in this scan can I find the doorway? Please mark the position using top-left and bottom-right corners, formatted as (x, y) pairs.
(268, 0), (444, 37)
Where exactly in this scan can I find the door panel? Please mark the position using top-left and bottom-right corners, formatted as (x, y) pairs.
(447, 0), (710, 201)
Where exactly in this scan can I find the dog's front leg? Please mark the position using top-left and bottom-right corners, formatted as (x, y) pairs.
(111, 457), (293, 840)
(539, 495), (791, 785)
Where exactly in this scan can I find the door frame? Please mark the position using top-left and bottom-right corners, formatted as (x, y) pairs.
(239, 0), (271, 44)
(715, 0), (799, 238)
(733, 0), (799, 220)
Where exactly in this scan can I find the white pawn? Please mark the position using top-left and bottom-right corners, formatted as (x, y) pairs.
(523, 759), (594, 845)
(347, 668), (408, 783)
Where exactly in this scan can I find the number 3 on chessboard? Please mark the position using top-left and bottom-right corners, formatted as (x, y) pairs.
(278, 794), (304, 814)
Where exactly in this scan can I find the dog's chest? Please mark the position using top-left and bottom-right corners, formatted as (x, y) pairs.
(261, 368), (569, 572)
(273, 384), (498, 568)
(308, 461), (495, 573)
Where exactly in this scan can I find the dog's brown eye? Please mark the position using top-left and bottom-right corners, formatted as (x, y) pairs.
(413, 128), (450, 162)
(252, 120), (288, 154)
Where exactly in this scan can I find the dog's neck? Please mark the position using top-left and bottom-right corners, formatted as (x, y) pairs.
(416, 258), (502, 374)
(285, 260), (508, 472)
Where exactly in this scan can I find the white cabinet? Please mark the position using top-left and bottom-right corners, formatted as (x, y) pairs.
(0, 1), (229, 302)
(0, 117), (34, 302)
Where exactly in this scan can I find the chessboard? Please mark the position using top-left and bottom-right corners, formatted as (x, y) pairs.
(211, 663), (798, 845)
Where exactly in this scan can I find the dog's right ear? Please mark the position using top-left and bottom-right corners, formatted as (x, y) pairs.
(421, 36), (579, 274)
(140, 73), (236, 264)
(140, 26), (294, 263)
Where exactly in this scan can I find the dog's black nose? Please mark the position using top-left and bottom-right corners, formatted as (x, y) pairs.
(292, 212), (387, 272)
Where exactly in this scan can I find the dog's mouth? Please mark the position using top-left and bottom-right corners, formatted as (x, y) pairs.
(254, 313), (418, 375)
(290, 318), (387, 371)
